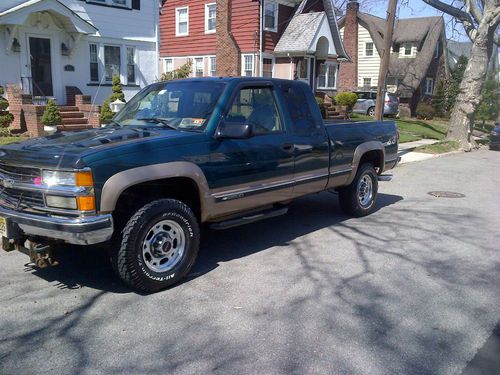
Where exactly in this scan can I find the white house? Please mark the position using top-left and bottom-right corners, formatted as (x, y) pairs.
(0, 0), (160, 105)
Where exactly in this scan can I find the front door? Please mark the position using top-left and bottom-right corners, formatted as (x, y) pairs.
(29, 37), (53, 97)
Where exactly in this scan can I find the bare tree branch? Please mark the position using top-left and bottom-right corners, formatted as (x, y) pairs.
(465, 0), (483, 24)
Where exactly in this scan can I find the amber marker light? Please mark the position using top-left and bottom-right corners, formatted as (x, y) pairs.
(75, 171), (94, 187)
(77, 196), (96, 211)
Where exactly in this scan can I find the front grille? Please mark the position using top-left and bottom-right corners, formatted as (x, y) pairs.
(0, 187), (45, 209)
(0, 163), (41, 184)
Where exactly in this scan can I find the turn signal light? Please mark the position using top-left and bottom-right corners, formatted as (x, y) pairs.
(77, 196), (96, 211)
(75, 171), (94, 187)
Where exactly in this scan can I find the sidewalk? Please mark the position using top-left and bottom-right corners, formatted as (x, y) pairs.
(398, 139), (439, 164)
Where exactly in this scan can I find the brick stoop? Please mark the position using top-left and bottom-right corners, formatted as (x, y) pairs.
(325, 104), (348, 120)
(58, 106), (94, 132)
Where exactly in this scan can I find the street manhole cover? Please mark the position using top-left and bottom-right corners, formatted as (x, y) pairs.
(428, 191), (466, 198)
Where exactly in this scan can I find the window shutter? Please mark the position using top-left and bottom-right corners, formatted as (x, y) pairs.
(132, 0), (140, 10)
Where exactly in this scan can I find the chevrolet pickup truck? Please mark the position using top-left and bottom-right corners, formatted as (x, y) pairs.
(0, 78), (398, 292)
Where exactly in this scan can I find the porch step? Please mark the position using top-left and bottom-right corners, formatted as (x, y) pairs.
(61, 112), (85, 119)
(58, 106), (79, 112)
(61, 117), (89, 126)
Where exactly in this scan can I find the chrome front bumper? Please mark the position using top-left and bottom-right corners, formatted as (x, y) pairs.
(0, 205), (113, 245)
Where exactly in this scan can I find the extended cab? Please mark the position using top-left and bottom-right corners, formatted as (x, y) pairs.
(0, 78), (398, 292)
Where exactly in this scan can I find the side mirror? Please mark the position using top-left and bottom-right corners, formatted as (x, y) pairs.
(216, 122), (254, 139)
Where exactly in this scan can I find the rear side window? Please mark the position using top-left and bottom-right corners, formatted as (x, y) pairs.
(281, 84), (317, 136)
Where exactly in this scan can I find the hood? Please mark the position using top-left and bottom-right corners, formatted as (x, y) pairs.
(0, 127), (191, 169)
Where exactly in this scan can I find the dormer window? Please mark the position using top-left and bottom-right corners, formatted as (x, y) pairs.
(403, 43), (413, 56)
(264, 0), (278, 32)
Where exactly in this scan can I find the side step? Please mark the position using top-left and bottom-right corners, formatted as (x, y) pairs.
(378, 174), (393, 181)
(209, 207), (288, 230)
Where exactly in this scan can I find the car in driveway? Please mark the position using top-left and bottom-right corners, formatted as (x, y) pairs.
(353, 91), (399, 117)
(490, 123), (500, 150)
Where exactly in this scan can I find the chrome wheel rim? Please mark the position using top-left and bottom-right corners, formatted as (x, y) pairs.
(142, 220), (186, 273)
(358, 174), (373, 207)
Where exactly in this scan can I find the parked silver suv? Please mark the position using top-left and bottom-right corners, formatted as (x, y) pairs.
(353, 91), (399, 117)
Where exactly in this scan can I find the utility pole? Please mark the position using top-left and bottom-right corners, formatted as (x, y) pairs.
(375, 0), (398, 121)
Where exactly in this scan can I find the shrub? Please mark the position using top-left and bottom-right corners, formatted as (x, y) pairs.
(416, 101), (435, 120)
(160, 60), (193, 81)
(316, 97), (326, 118)
(334, 92), (358, 111)
(41, 99), (62, 126)
(100, 75), (125, 123)
(476, 76), (499, 126)
(0, 86), (14, 128)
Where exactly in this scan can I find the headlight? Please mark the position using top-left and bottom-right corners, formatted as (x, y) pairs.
(42, 170), (94, 187)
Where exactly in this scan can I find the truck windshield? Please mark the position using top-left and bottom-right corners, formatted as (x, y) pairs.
(114, 81), (226, 131)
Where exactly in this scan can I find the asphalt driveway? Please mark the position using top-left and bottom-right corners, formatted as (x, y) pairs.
(1, 149), (499, 375)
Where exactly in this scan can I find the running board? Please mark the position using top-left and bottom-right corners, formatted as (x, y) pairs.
(209, 207), (288, 230)
(378, 174), (393, 181)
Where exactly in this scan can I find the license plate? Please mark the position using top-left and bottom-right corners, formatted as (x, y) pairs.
(0, 217), (7, 238)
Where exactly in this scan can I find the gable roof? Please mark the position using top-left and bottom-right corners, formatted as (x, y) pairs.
(338, 12), (445, 97)
(275, 0), (349, 60)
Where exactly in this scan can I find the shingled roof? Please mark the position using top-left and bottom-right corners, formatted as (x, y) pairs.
(339, 13), (446, 97)
(275, 0), (349, 60)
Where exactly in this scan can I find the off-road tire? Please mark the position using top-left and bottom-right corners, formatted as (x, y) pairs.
(112, 199), (200, 292)
(338, 164), (378, 217)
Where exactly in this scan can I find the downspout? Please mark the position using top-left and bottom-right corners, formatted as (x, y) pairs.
(155, 0), (160, 80)
(259, 0), (263, 77)
(288, 53), (293, 80)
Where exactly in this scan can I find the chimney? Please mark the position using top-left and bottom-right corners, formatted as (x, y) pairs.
(216, 0), (241, 76)
(338, 0), (359, 91)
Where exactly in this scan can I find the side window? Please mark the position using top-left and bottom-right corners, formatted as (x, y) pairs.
(225, 87), (282, 135)
(282, 84), (316, 136)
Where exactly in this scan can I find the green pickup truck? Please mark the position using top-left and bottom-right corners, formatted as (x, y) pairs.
(0, 78), (398, 292)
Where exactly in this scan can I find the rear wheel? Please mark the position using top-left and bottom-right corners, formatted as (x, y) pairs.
(112, 199), (200, 292)
(338, 164), (378, 217)
(367, 107), (376, 117)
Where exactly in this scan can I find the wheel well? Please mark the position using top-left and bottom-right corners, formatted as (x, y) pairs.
(359, 150), (383, 173)
(113, 177), (202, 224)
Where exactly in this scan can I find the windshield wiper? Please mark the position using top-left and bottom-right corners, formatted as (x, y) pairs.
(105, 119), (122, 128)
(136, 117), (177, 130)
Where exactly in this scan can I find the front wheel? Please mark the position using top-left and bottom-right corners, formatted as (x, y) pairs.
(367, 106), (376, 117)
(338, 164), (378, 217)
(113, 199), (200, 292)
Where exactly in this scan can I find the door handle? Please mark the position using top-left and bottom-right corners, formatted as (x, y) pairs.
(281, 143), (294, 152)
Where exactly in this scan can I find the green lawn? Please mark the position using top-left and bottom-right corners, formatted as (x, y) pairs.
(414, 140), (459, 154)
(0, 137), (28, 145)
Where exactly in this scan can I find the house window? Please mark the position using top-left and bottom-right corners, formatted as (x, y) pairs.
(164, 58), (173, 72)
(363, 78), (372, 87)
(365, 42), (374, 57)
(264, 0), (278, 32)
(209, 56), (217, 76)
(318, 62), (336, 89)
(298, 59), (308, 80)
(127, 47), (135, 84)
(86, 0), (130, 7)
(104, 45), (120, 81)
(89, 43), (99, 82)
(111, 0), (127, 6)
(403, 43), (413, 56)
(205, 3), (216, 33)
(262, 58), (273, 78)
(243, 55), (253, 76)
(425, 78), (434, 95)
(176, 7), (189, 36)
(194, 58), (204, 77)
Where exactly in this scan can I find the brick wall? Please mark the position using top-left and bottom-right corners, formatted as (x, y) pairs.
(76, 95), (101, 128)
(338, 1), (359, 91)
(216, 0), (241, 76)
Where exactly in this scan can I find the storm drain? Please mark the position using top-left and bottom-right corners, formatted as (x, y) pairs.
(428, 191), (466, 198)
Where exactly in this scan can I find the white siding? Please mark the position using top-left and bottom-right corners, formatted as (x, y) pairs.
(339, 24), (381, 88)
(0, 0), (159, 104)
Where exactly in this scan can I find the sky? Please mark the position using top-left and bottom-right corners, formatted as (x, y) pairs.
(362, 0), (470, 41)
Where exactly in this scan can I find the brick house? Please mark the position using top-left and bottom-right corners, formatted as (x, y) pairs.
(159, 0), (348, 93)
(337, 0), (449, 114)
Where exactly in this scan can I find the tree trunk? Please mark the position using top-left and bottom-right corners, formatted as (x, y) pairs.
(447, 5), (498, 151)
